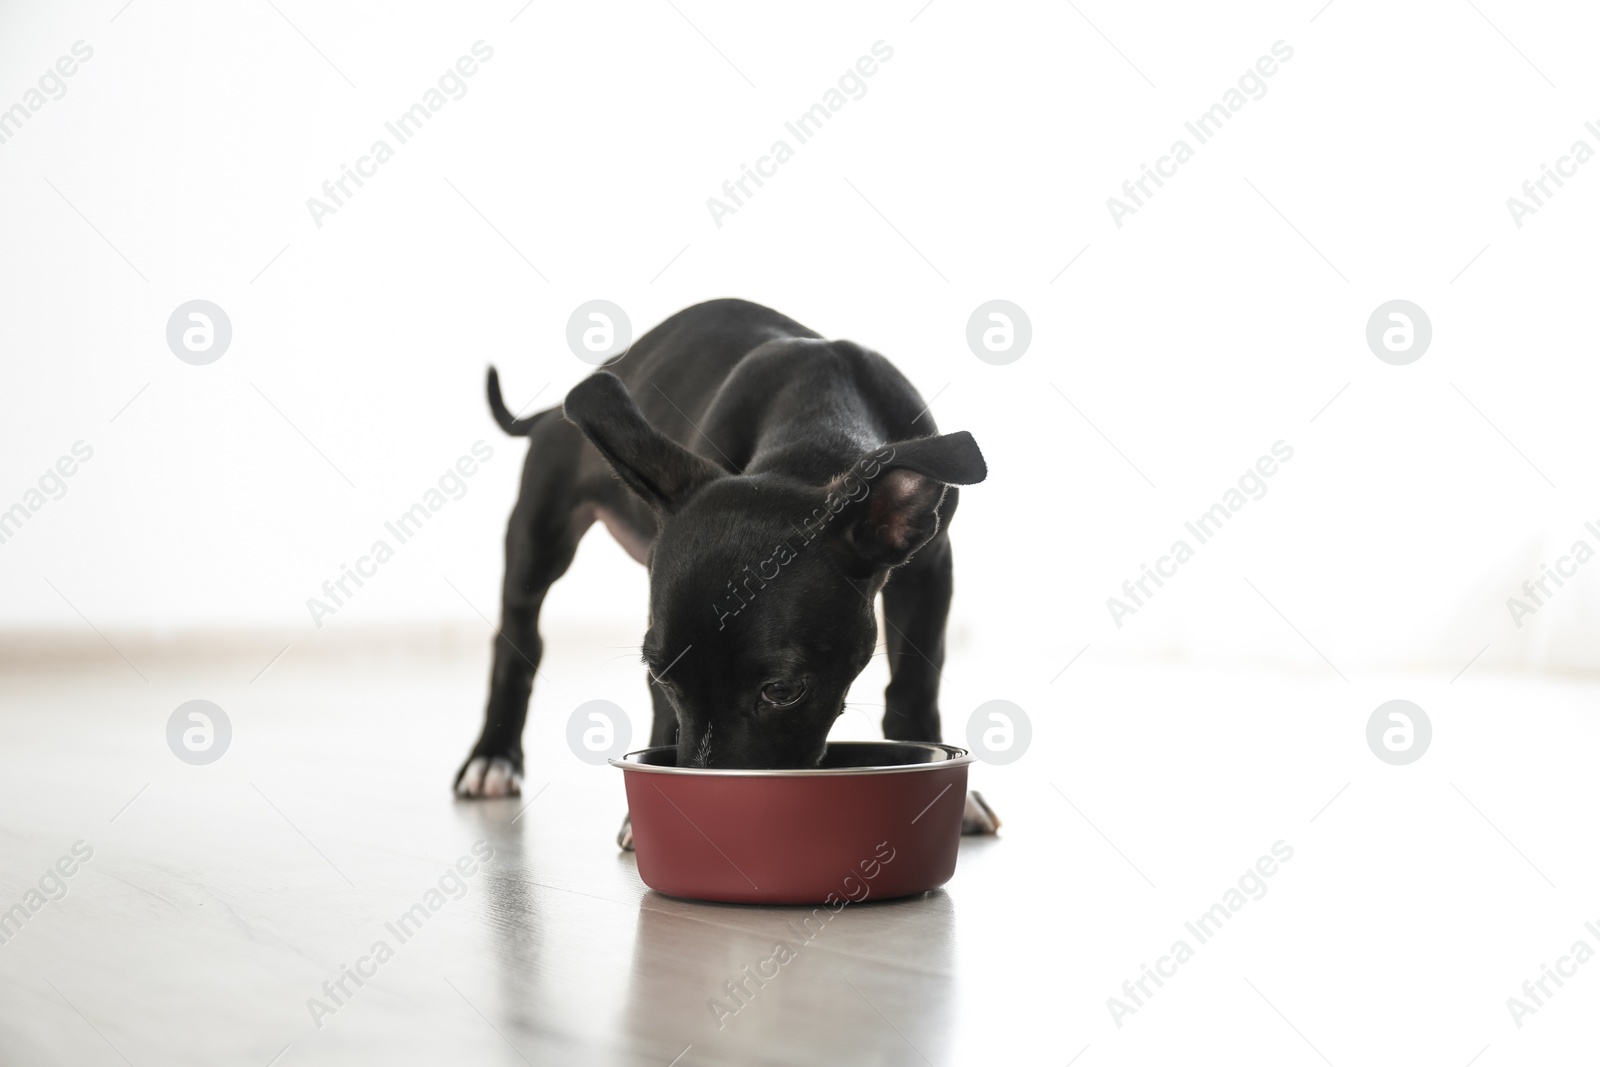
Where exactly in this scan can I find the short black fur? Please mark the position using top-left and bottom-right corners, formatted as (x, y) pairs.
(456, 299), (986, 789)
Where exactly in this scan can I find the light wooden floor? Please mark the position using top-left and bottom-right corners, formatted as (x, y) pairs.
(1, 631), (1595, 1065)
(0, 632), (1059, 1067)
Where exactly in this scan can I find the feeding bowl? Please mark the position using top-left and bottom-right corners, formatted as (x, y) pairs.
(610, 741), (973, 904)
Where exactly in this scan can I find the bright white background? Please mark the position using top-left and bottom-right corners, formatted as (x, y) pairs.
(3, 2), (1600, 1063)
(3, 0), (1598, 674)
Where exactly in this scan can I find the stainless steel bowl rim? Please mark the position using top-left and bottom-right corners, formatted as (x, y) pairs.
(608, 741), (975, 776)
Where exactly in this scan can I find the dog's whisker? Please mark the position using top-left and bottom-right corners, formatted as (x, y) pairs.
(691, 723), (714, 768)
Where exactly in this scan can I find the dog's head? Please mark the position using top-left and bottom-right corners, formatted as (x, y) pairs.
(564, 372), (986, 770)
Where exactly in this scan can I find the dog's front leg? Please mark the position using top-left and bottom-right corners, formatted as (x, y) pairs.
(617, 680), (679, 850)
(881, 528), (999, 834)
(881, 535), (952, 743)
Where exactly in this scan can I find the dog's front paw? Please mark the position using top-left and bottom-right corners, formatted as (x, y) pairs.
(455, 755), (523, 798)
(617, 814), (634, 851)
(961, 790), (1000, 835)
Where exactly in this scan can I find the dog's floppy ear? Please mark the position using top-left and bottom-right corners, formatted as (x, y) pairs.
(833, 431), (986, 571)
(564, 372), (724, 513)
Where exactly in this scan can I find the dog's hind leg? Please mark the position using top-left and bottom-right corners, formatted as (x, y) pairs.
(456, 420), (589, 798)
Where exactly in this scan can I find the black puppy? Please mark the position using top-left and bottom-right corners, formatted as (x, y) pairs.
(455, 299), (997, 838)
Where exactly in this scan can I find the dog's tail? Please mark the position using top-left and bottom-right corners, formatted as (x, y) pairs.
(486, 366), (553, 436)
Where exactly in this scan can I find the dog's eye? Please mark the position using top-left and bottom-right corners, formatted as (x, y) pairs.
(760, 681), (805, 707)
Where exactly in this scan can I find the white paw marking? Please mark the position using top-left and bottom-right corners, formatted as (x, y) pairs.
(456, 757), (522, 798)
(961, 790), (1000, 835)
(456, 757), (488, 796)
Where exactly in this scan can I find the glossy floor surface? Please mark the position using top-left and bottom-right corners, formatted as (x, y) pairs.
(1, 630), (1596, 1065)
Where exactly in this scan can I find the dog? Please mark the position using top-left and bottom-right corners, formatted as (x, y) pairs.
(454, 299), (998, 841)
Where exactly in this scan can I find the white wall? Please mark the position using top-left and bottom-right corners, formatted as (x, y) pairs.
(2, 0), (1598, 673)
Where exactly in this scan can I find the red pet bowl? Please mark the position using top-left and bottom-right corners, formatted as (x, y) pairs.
(611, 741), (973, 904)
